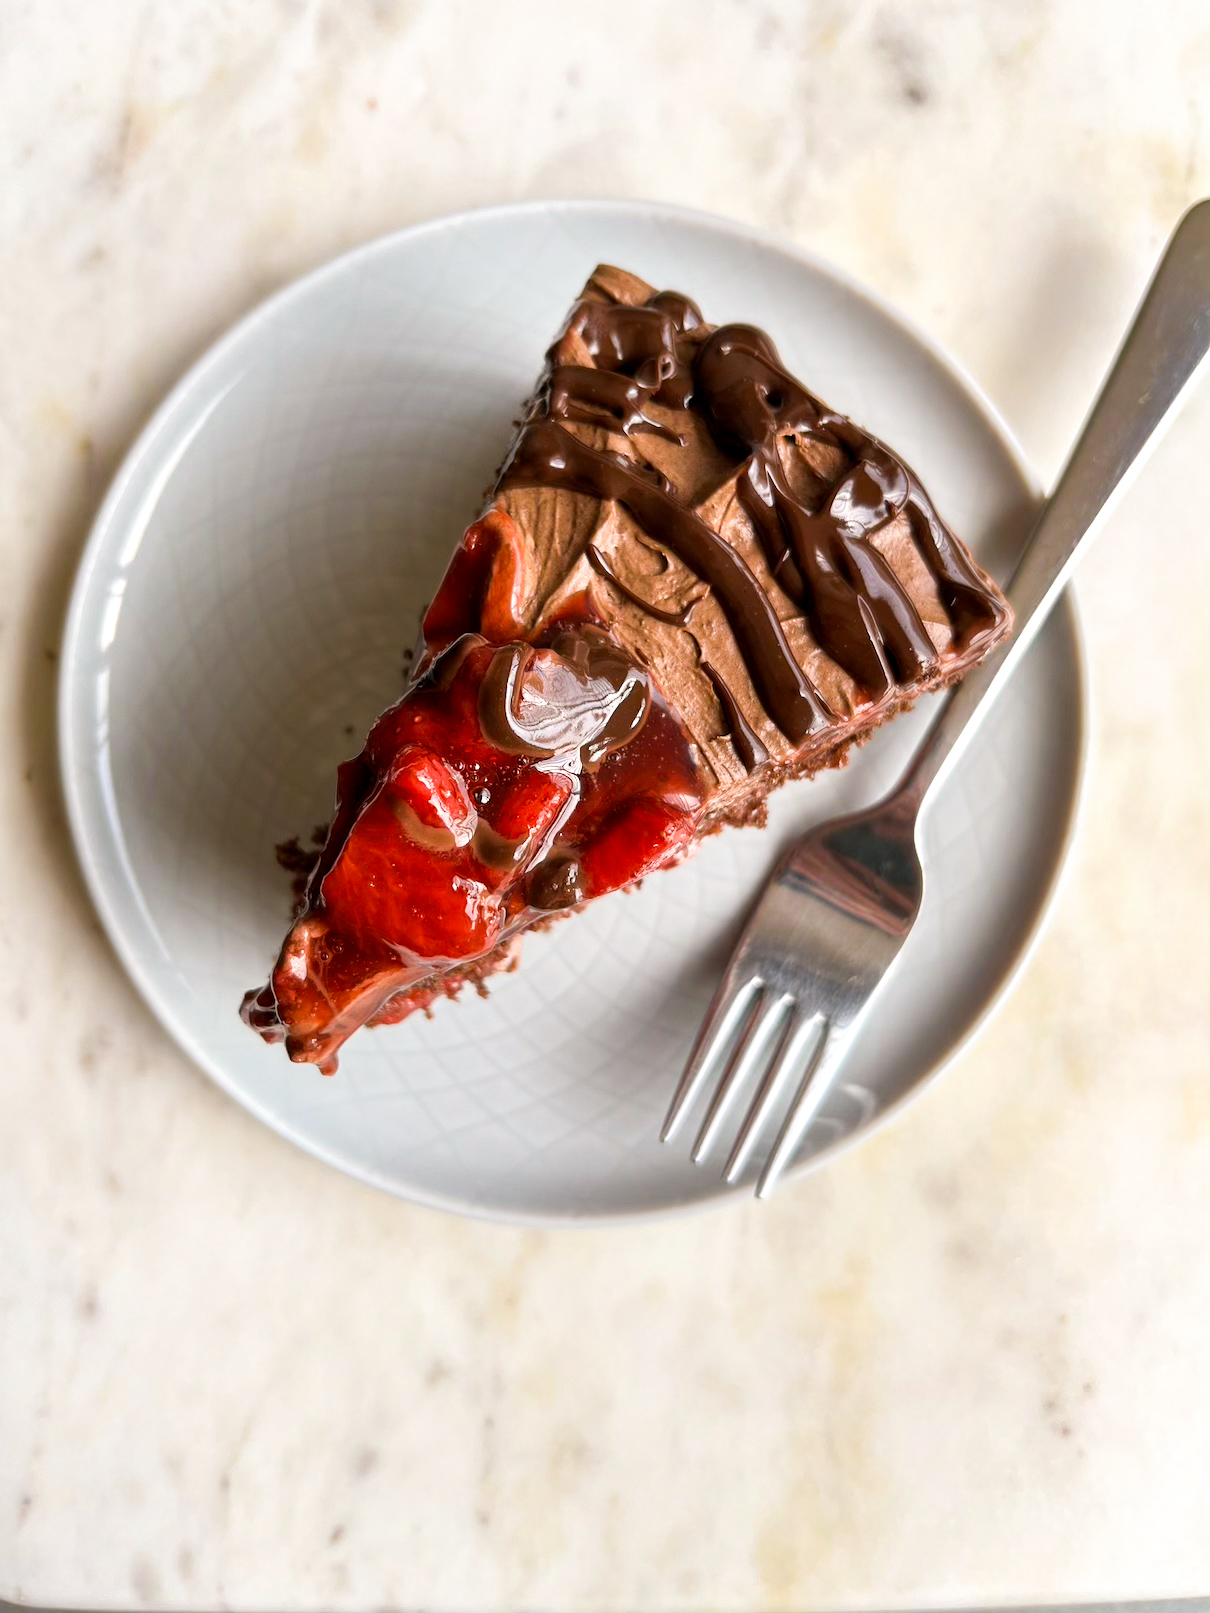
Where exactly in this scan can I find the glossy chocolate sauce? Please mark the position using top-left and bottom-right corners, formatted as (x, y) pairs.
(500, 281), (1009, 746)
(503, 417), (829, 743)
(476, 631), (651, 767)
(701, 661), (769, 772)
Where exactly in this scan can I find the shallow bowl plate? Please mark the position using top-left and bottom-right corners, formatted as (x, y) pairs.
(59, 200), (1084, 1224)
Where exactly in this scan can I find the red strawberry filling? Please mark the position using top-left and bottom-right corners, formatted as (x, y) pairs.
(242, 519), (702, 1071)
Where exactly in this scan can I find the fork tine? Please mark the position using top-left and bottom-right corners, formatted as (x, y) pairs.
(691, 988), (791, 1163)
(660, 973), (761, 1144)
(755, 1021), (841, 1199)
(722, 1004), (820, 1183)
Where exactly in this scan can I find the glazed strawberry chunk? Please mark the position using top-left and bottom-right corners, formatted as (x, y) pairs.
(579, 797), (697, 898)
(242, 626), (703, 1070)
(489, 767), (573, 846)
(387, 745), (478, 848)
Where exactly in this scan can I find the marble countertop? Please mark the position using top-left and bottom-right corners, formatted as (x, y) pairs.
(2, 1), (1209, 1607)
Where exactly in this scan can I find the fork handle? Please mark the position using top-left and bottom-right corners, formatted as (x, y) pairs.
(902, 197), (1210, 809)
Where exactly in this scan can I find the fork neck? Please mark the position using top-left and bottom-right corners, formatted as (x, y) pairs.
(896, 198), (1210, 821)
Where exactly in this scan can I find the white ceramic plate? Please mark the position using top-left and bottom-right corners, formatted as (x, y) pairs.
(59, 200), (1084, 1225)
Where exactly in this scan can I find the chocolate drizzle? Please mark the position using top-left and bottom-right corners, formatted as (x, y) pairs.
(697, 326), (939, 695)
(476, 629), (651, 768)
(550, 367), (683, 442)
(503, 418), (829, 744)
(526, 853), (586, 911)
(701, 660), (769, 772)
(499, 278), (1009, 756)
(561, 294), (700, 411)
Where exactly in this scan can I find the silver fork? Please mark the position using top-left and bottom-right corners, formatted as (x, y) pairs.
(662, 198), (1210, 1199)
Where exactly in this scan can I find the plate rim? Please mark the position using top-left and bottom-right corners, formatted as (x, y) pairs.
(57, 196), (1089, 1227)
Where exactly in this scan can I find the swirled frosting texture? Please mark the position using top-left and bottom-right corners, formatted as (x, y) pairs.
(495, 263), (1011, 801)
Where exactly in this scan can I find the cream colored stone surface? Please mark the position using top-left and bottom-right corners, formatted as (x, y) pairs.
(2, 2), (1209, 1607)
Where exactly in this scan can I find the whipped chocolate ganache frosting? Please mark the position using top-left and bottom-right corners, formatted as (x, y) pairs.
(498, 264), (1010, 796)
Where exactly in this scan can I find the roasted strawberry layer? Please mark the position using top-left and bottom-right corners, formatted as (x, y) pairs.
(241, 599), (701, 1071)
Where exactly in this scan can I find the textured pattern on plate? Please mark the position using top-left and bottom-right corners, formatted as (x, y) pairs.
(59, 202), (1083, 1221)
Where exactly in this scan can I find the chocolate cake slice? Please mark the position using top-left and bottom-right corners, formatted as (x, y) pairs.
(242, 265), (1013, 1071)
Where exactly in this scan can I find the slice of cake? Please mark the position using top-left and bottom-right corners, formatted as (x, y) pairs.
(242, 265), (1012, 1071)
